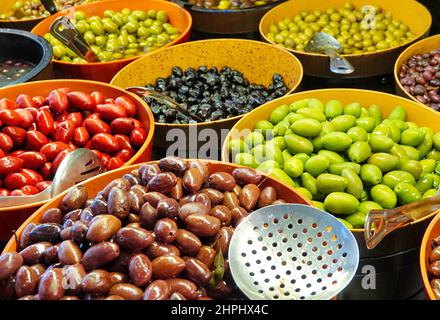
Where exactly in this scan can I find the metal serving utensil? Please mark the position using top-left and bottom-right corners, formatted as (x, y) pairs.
(40, 0), (58, 15)
(229, 204), (359, 300)
(305, 32), (355, 75)
(0, 148), (105, 208)
(126, 86), (204, 122)
(365, 187), (440, 249)
(49, 16), (100, 63)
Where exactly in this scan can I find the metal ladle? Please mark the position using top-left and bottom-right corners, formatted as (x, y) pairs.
(0, 149), (105, 208)
(305, 32), (355, 75)
(126, 86), (204, 122)
(49, 16), (100, 63)
(365, 187), (440, 249)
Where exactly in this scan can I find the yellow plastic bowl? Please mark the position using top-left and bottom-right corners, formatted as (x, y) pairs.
(111, 38), (303, 151)
(221, 88), (440, 235)
(0, 79), (155, 241)
(394, 34), (440, 105)
(259, 0), (432, 78)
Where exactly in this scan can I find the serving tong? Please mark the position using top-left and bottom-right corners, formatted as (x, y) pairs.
(0, 149), (105, 208)
(49, 16), (100, 63)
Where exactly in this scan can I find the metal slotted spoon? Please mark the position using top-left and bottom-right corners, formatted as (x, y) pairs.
(229, 204), (359, 300)
(0, 148), (105, 208)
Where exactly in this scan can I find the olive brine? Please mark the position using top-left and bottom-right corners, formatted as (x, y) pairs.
(143, 66), (289, 124)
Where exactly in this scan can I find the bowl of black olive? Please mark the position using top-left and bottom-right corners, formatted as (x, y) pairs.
(0, 28), (53, 88)
(110, 39), (303, 157)
(171, 0), (285, 36)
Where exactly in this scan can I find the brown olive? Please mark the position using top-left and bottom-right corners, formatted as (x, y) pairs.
(433, 236), (440, 247)
(0, 275), (16, 300)
(62, 209), (82, 227)
(81, 269), (112, 295)
(105, 295), (124, 300)
(129, 189), (144, 213)
(115, 227), (154, 251)
(140, 163), (162, 184)
(62, 264), (86, 295)
(189, 160), (209, 181)
(19, 223), (37, 249)
(185, 213), (221, 238)
(60, 227), (72, 242)
(430, 260), (440, 277)
(139, 202), (158, 229)
(109, 272), (128, 286)
(209, 172), (236, 191)
(213, 227), (234, 257)
(223, 191), (239, 210)
(107, 187), (130, 219)
(154, 218), (178, 243)
(210, 205), (232, 227)
(239, 184), (260, 210)
(233, 184), (242, 197)
(0, 252), (23, 282)
(30, 264), (46, 278)
(109, 283), (143, 300)
(40, 208), (62, 224)
(196, 246), (216, 269)
(183, 257), (211, 287)
(151, 255), (186, 279)
(147, 172), (178, 194)
(146, 242), (180, 259)
(123, 173), (141, 186)
(272, 199), (286, 205)
(166, 278), (198, 300)
(143, 191), (167, 208)
(156, 197), (180, 219)
(110, 252), (133, 273)
(170, 292), (187, 300)
(200, 188), (224, 205)
(207, 280), (232, 299)
(29, 223), (62, 244)
(193, 192), (212, 210)
(86, 215), (121, 243)
(183, 168), (204, 193)
(61, 185), (88, 212)
(258, 186), (277, 208)
(100, 178), (130, 199)
(20, 242), (52, 265)
(431, 279), (440, 300)
(143, 280), (170, 300)
(58, 240), (82, 265)
(159, 156), (187, 176)
(70, 221), (88, 243)
(175, 229), (202, 256)
(90, 196), (108, 216)
(232, 167), (262, 186)
(170, 177), (184, 200)
(82, 242), (120, 271)
(431, 246), (440, 263)
(43, 244), (59, 265)
(80, 207), (94, 222)
(38, 268), (64, 300)
(231, 207), (248, 227)
(129, 253), (152, 287)
(179, 202), (210, 221)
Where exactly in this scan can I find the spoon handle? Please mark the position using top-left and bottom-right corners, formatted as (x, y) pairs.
(40, 0), (57, 15)
(364, 194), (440, 249)
(327, 49), (355, 75)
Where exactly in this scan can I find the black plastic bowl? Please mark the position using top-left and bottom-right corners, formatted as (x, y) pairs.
(0, 28), (53, 88)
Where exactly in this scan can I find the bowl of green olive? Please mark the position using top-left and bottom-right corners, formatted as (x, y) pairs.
(259, 0), (432, 78)
(31, 0), (192, 83)
(0, 0), (101, 31)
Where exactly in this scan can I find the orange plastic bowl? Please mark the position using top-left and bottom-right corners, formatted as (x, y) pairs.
(2, 160), (311, 254)
(0, 79), (155, 241)
(420, 212), (440, 300)
(31, 0), (192, 83)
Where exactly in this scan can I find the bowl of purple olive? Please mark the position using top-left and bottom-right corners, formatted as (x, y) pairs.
(111, 39), (303, 156)
(0, 28), (53, 88)
(395, 34), (440, 110)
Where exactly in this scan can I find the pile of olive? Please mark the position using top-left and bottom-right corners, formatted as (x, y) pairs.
(228, 98), (440, 229)
(0, 0), (98, 20)
(264, 1), (414, 54)
(0, 157), (288, 300)
(186, 0), (278, 10)
(43, 9), (181, 63)
(398, 48), (440, 109)
(143, 66), (288, 124)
